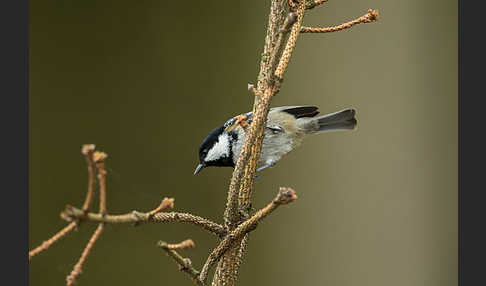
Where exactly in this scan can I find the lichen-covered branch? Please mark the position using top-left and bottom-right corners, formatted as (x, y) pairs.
(216, 1), (305, 285)
(61, 205), (226, 238)
(224, 0), (288, 229)
(274, 0), (306, 80)
(301, 9), (379, 33)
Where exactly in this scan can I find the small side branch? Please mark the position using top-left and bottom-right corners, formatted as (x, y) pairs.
(61, 205), (226, 238)
(158, 240), (204, 286)
(247, 83), (261, 97)
(301, 9), (379, 34)
(93, 151), (108, 215)
(81, 144), (96, 212)
(29, 221), (77, 260)
(162, 239), (195, 250)
(66, 223), (105, 286)
(200, 187), (297, 282)
(148, 197), (175, 218)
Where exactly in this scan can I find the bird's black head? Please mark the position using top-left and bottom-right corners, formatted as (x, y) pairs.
(194, 126), (236, 175)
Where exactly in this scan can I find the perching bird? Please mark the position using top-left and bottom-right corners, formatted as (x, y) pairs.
(194, 106), (357, 175)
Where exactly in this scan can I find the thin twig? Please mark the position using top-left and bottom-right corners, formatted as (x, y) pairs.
(61, 205), (226, 237)
(29, 222), (77, 260)
(66, 223), (105, 286)
(81, 144), (96, 212)
(158, 240), (204, 286)
(301, 9), (379, 33)
(200, 187), (297, 283)
(162, 239), (196, 250)
(93, 151), (108, 215)
(247, 83), (261, 97)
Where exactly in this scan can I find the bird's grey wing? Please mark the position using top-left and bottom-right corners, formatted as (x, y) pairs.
(223, 106), (319, 130)
(269, 106), (320, 118)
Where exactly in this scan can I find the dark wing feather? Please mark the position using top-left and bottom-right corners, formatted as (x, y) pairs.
(222, 106), (319, 129)
(272, 106), (319, 118)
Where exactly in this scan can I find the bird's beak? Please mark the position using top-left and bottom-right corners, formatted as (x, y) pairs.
(194, 163), (205, 175)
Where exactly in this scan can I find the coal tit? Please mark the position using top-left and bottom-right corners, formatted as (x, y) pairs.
(194, 106), (357, 175)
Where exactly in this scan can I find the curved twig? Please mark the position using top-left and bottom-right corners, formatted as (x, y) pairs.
(301, 9), (379, 33)
(158, 240), (204, 286)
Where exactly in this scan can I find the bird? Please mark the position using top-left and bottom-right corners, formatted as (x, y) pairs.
(194, 106), (357, 175)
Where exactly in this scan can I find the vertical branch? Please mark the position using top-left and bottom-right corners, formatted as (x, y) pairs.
(224, 0), (287, 229)
(81, 144), (96, 212)
(274, 0), (306, 80)
(239, 0), (305, 222)
(66, 151), (108, 285)
(93, 152), (108, 215)
(217, 1), (287, 285)
(256, 0), (288, 92)
(217, 1), (307, 285)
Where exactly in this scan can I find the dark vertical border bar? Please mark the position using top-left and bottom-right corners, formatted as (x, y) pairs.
(458, 0), (462, 284)
(459, 1), (486, 285)
(0, 0), (29, 285)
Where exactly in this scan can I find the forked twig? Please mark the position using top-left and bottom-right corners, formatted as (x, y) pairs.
(200, 188), (297, 282)
(158, 240), (204, 286)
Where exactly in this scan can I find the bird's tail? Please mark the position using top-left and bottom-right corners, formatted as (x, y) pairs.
(315, 108), (357, 133)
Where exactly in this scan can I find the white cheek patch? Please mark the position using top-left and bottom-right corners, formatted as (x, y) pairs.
(205, 133), (230, 162)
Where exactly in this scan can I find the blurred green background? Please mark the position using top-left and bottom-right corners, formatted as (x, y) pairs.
(29, 1), (457, 285)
